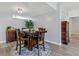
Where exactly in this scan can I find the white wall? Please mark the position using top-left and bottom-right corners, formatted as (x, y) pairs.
(69, 9), (79, 17)
(60, 5), (69, 21)
(68, 9), (79, 37)
(70, 17), (79, 34)
(46, 2), (57, 10)
(31, 3), (62, 45)
(0, 13), (25, 43)
(32, 11), (61, 45)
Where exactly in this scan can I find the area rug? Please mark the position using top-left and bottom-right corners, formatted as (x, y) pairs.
(11, 43), (52, 56)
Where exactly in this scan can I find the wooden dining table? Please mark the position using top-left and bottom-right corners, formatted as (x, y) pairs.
(21, 29), (47, 51)
(22, 30), (38, 51)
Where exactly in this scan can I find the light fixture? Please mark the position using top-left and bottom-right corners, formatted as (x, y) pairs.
(12, 8), (32, 20)
(17, 8), (23, 14)
(12, 15), (29, 20)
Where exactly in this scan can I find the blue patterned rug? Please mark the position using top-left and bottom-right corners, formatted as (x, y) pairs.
(11, 43), (52, 56)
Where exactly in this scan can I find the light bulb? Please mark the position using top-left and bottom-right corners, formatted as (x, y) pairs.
(18, 8), (22, 14)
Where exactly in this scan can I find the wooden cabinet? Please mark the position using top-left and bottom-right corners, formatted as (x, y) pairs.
(61, 21), (69, 44)
(6, 29), (16, 43)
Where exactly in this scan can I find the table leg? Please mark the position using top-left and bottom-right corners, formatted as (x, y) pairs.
(28, 36), (33, 51)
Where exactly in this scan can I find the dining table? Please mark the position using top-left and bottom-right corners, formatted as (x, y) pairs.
(21, 28), (47, 51)
(22, 30), (38, 51)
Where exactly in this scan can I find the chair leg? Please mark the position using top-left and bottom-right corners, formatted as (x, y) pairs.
(37, 44), (39, 56)
(19, 41), (21, 55)
(43, 44), (45, 51)
(23, 40), (26, 47)
(43, 41), (45, 51)
(16, 41), (18, 50)
(36, 40), (38, 49)
(37, 39), (40, 56)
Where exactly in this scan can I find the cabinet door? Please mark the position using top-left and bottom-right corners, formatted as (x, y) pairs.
(6, 30), (16, 43)
(61, 32), (66, 42)
(61, 21), (69, 44)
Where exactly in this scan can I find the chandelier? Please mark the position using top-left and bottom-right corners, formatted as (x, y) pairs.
(12, 8), (31, 20)
(17, 8), (23, 14)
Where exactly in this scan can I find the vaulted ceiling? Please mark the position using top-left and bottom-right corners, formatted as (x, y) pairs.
(61, 2), (79, 11)
(0, 2), (55, 17)
(0, 2), (79, 18)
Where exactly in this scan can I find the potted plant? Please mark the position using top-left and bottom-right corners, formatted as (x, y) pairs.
(7, 26), (12, 30)
(25, 20), (34, 31)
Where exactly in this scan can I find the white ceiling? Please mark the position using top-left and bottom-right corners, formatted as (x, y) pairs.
(61, 2), (79, 11)
(0, 2), (54, 17)
(0, 2), (79, 18)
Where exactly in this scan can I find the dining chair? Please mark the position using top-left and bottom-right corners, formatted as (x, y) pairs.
(16, 29), (29, 55)
(33, 28), (47, 55)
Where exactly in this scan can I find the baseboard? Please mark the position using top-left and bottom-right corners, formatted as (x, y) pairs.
(45, 40), (61, 46)
(0, 40), (61, 46)
(0, 41), (6, 44)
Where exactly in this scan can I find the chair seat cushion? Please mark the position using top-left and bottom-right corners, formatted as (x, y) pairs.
(39, 41), (43, 44)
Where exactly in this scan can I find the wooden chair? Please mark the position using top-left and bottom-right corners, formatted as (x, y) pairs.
(38, 28), (46, 48)
(33, 28), (47, 55)
(16, 29), (29, 55)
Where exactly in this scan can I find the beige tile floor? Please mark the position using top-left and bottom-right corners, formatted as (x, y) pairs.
(0, 38), (79, 56)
